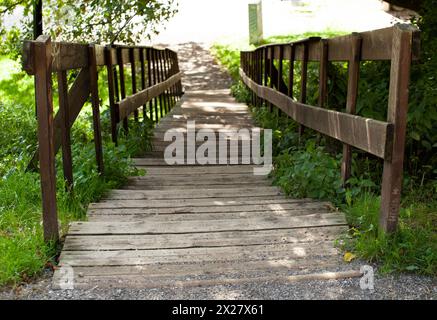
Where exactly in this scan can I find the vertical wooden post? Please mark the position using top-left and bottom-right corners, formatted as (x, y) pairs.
(288, 44), (295, 99)
(162, 50), (171, 110)
(175, 51), (183, 98)
(268, 47), (274, 112)
(88, 44), (104, 174)
(168, 50), (176, 107)
(341, 34), (362, 184)
(277, 45), (284, 116)
(117, 47), (128, 132)
(105, 46), (118, 144)
(57, 70), (73, 191)
(380, 25), (415, 233)
(146, 48), (155, 123)
(155, 50), (164, 118)
(34, 35), (59, 242)
(318, 39), (329, 108)
(140, 48), (148, 120)
(263, 47), (268, 108)
(298, 42), (309, 141)
(130, 48), (139, 122)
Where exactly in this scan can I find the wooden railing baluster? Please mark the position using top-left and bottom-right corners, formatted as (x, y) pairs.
(341, 34), (362, 185)
(88, 44), (104, 174)
(130, 48), (139, 122)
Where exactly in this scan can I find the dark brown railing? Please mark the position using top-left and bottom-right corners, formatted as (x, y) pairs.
(240, 24), (420, 233)
(22, 35), (183, 241)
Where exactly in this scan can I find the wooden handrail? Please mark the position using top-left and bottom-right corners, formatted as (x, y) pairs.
(240, 24), (420, 233)
(22, 36), (183, 241)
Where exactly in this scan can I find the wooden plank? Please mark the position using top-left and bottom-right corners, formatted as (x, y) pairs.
(132, 163), (256, 174)
(33, 35), (59, 241)
(62, 226), (346, 251)
(240, 68), (393, 159)
(67, 212), (346, 235)
(102, 186), (282, 200)
(89, 197), (330, 209)
(59, 241), (341, 266)
(88, 199), (328, 215)
(117, 72), (182, 119)
(380, 24), (415, 233)
(53, 257), (342, 279)
(89, 208), (335, 221)
(247, 25), (419, 62)
(341, 34), (362, 184)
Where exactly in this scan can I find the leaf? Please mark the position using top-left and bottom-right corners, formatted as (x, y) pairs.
(343, 252), (356, 263)
(405, 265), (419, 271)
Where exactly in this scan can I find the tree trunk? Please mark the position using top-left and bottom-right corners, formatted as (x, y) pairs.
(33, 0), (42, 39)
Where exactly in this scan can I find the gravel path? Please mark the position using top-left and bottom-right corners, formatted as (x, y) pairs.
(0, 43), (435, 300)
(0, 263), (435, 300)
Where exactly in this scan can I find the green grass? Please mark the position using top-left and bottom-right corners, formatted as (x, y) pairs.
(0, 54), (157, 286)
(211, 32), (437, 276)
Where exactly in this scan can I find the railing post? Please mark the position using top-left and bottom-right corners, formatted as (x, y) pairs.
(146, 48), (155, 122)
(130, 48), (139, 122)
(88, 44), (104, 174)
(380, 25), (415, 233)
(57, 70), (73, 191)
(117, 47), (128, 132)
(341, 34), (362, 185)
(288, 44), (295, 99)
(34, 35), (59, 242)
(104, 46), (119, 144)
(140, 48), (148, 120)
(298, 42), (309, 142)
(318, 39), (329, 108)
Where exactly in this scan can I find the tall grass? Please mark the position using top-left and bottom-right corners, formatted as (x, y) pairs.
(0, 55), (153, 286)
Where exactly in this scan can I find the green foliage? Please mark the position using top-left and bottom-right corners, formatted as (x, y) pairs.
(0, 0), (178, 56)
(342, 194), (436, 275)
(0, 52), (154, 286)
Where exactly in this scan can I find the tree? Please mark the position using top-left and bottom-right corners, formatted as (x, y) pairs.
(0, 0), (178, 56)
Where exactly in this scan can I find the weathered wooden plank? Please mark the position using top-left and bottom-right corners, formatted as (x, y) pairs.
(102, 186), (282, 200)
(53, 257), (341, 280)
(240, 68), (393, 159)
(68, 212), (346, 235)
(63, 226), (346, 251)
(249, 25), (419, 62)
(133, 164), (256, 175)
(88, 199), (328, 215)
(59, 241), (341, 266)
(93, 196), (295, 208)
(89, 208), (334, 222)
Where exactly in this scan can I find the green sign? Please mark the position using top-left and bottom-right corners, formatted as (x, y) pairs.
(248, 1), (263, 45)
